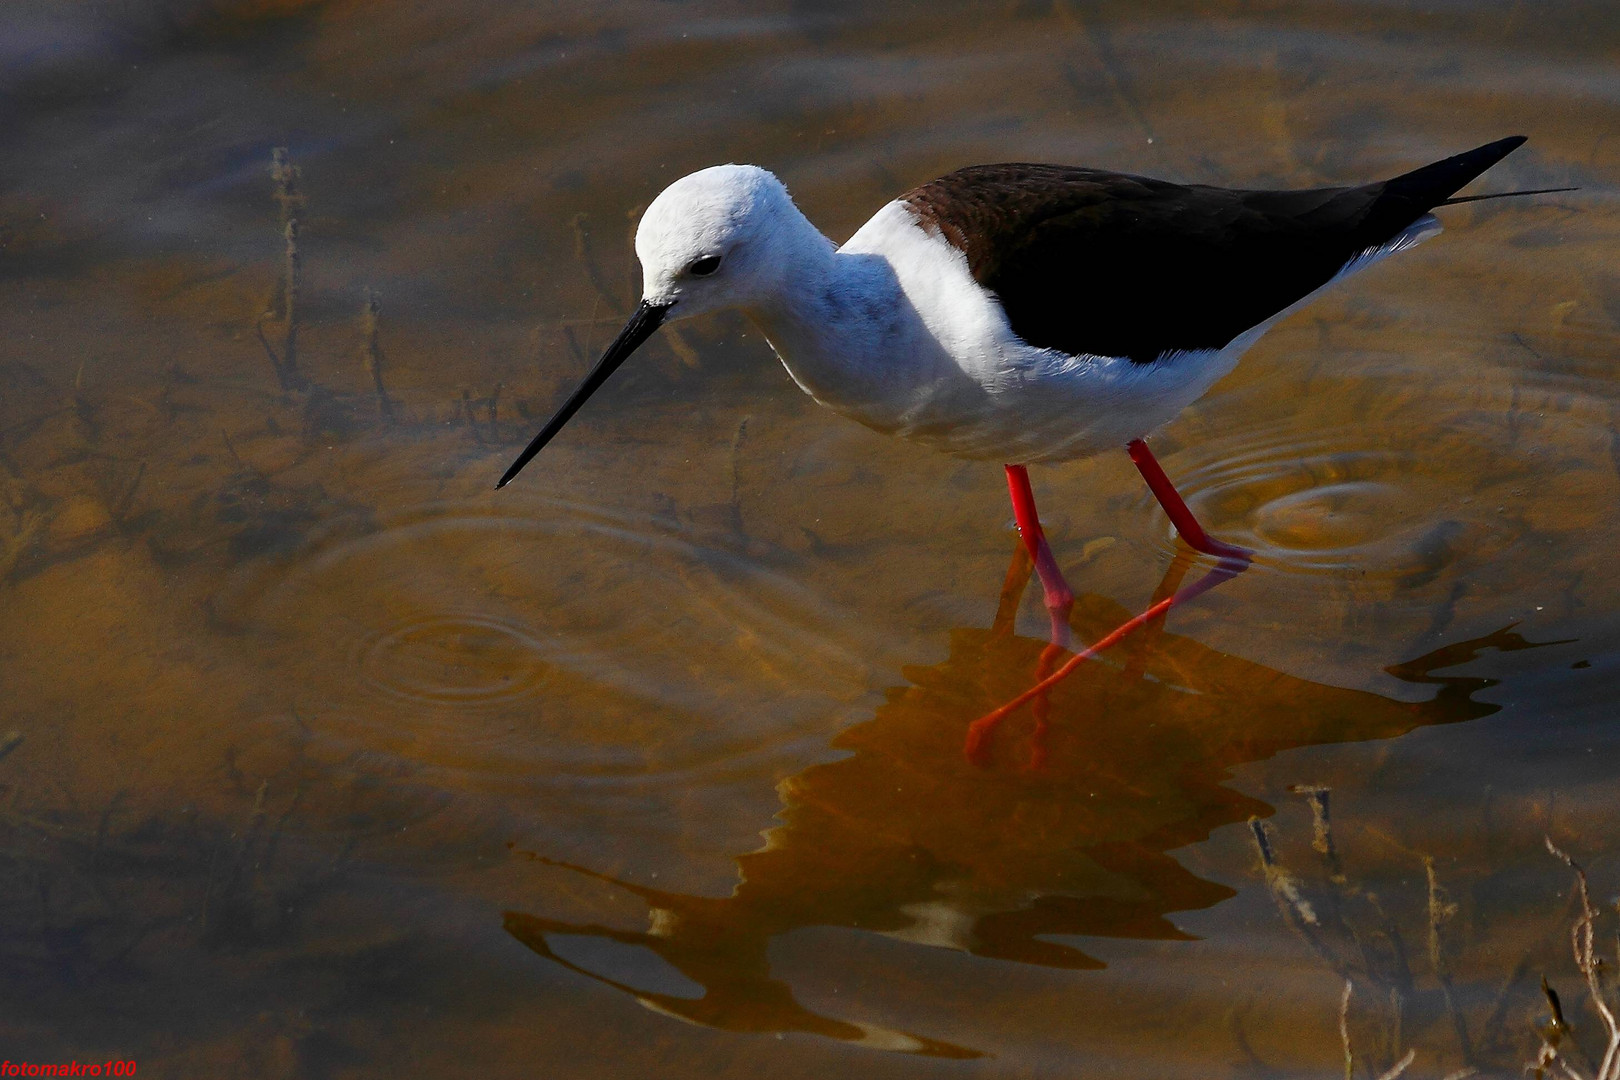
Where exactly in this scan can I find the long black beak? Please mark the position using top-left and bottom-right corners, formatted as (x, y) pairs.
(496, 300), (671, 489)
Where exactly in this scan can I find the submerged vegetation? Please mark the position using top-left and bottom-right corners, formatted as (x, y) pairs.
(1255, 791), (1620, 1079)
(0, 2), (1615, 1076)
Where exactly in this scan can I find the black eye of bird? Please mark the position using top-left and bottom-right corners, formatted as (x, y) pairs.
(688, 255), (722, 277)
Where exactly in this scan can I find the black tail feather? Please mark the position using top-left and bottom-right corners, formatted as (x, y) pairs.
(1439, 185), (1578, 205)
(1354, 136), (1533, 239)
(1384, 135), (1528, 209)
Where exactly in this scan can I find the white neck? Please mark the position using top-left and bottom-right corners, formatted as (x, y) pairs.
(741, 204), (957, 431)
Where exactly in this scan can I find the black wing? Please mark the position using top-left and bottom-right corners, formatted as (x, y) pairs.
(900, 137), (1527, 363)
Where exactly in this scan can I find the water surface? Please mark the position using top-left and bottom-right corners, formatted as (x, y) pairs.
(2, 1), (1618, 1075)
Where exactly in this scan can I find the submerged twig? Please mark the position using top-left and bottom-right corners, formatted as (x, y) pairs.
(0, 507), (44, 580)
(664, 324), (702, 369)
(1377, 1048), (1417, 1080)
(1341, 978), (1356, 1080)
(562, 323), (587, 368)
(360, 288), (395, 421)
(254, 315), (286, 388)
(1053, 0), (1160, 150)
(264, 147), (305, 392)
(111, 460), (146, 524)
(271, 146), (304, 225)
(572, 211), (622, 308)
(1427, 856), (1474, 1063)
(1296, 785), (1345, 882)
(1536, 839), (1620, 1080)
(1258, 794), (1532, 1077)
(728, 416), (750, 537)
(280, 216), (301, 389)
(461, 389), (484, 444)
(1547, 976), (1571, 1036)
(1252, 818), (1323, 935)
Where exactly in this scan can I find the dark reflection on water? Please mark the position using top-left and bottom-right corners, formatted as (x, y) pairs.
(2, 0), (1619, 1075)
(505, 545), (1543, 1056)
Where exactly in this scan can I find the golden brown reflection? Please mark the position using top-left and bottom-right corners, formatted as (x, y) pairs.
(3, 0), (1617, 1071)
(504, 543), (1544, 1056)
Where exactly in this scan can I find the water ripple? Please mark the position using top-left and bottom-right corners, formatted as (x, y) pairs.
(355, 613), (553, 708)
(216, 498), (878, 787)
(1129, 420), (1485, 592)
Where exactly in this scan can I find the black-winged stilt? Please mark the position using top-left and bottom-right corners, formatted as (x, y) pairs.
(498, 135), (1562, 738)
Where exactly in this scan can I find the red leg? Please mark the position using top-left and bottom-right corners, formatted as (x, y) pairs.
(1127, 439), (1250, 559)
(967, 444), (1250, 758)
(1004, 465), (1074, 643)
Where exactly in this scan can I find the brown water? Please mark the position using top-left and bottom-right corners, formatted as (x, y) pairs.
(2, 1), (1619, 1075)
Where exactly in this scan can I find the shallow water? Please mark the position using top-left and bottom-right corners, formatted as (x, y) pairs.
(2, 1), (1619, 1075)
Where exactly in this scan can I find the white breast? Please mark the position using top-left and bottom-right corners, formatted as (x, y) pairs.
(748, 202), (1438, 464)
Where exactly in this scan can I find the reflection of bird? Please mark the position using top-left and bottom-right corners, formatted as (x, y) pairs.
(504, 544), (1546, 1056)
(498, 137), (1560, 682)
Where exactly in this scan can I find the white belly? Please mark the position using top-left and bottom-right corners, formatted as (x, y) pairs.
(882, 346), (1244, 463)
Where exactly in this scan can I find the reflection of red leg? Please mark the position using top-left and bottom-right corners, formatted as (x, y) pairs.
(1120, 546), (1194, 684)
(992, 539), (1035, 638)
(1025, 640), (1062, 770)
(972, 538), (1061, 768)
(1004, 465), (1074, 645)
(967, 443), (1251, 759)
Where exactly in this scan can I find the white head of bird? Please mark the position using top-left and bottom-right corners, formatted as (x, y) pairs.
(633, 163), (828, 319)
(494, 163), (848, 488)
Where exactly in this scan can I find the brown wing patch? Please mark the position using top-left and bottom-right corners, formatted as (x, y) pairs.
(898, 140), (1525, 363)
